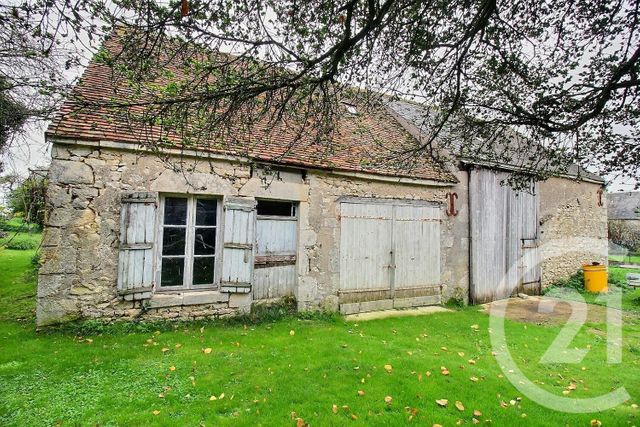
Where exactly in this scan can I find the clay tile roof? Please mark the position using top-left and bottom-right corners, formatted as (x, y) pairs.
(46, 37), (456, 184)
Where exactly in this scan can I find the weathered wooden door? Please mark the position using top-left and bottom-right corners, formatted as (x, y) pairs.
(339, 199), (441, 314)
(253, 205), (298, 300)
(469, 169), (541, 303)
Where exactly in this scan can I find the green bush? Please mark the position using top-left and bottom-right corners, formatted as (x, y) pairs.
(5, 238), (39, 250)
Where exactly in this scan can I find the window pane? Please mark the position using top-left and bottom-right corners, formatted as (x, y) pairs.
(194, 228), (216, 255)
(193, 257), (215, 286)
(196, 199), (217, 226)
(161, 257), (184, 287)
(257, 200), (294, 216)
(164, 197), (188, 225)
(162, 228), (186, 255)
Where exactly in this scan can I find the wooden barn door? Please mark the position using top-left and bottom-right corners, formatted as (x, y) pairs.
(339, 199), (441, 314)
(469, 169), (541, 304)
(253, 203), (298, 300)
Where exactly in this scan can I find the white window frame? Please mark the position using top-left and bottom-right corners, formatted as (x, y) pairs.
(155, 195), (223, 291)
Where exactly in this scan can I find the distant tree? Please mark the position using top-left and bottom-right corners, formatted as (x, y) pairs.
(0, 77), (29, 171)
(2, 0), (640, 185)
(7, 174), (47, 229)
(608, 220), (640, 253)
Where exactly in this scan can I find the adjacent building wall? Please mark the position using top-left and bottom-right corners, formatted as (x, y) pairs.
(38, 141), (467, 326)
(539, 177), (607, 286)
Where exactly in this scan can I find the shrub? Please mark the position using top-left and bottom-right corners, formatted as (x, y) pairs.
(5, 238), (39, 250)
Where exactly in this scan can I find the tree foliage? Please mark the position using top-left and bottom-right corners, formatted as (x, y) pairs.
(7, 173), (47, 229)
(2, 0), (640, 184)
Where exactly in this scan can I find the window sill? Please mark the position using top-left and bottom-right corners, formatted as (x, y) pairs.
(148, 290), (230, 309)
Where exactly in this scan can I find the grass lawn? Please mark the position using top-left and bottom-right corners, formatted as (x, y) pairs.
(610, 254), (640, 265)
(0, 249), (639, 426)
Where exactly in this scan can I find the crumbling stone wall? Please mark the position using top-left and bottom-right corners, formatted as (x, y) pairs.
(539, 177), (608, 286)
(38, 141), (464, 326)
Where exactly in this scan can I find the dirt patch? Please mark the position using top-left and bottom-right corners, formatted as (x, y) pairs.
(483, 296), (615, 326)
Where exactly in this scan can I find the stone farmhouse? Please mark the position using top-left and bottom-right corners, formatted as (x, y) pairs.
(608, 191), (640, 233)
(37, 38), (608, 326)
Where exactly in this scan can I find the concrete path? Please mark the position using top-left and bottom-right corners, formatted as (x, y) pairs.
(345, 305), (452, 321)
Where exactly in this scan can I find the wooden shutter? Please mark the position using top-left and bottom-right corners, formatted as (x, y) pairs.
(117, 192), (157, 301)
(220, 197), (257, 293)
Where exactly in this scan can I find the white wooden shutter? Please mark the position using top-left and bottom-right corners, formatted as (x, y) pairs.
(117, 192), (157, 301)
(220, 197), (257, 293)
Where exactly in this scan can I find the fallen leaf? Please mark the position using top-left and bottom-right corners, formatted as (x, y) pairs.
(500, 401), (508, 408)
(175, 343), (182, 348)
(332, 404), (338, 413)
(567, 383), (577, 390)
(161, 347), (169, 353)
(351, 414), (358, 420)
(458, 352), (465, 357)
(473, 410), (482, 417)
(209, 395), (217, 401)
(296, 418), (306, 427)
(562, 390), (571, 395)
(455, 401), (465, 411)
(470, 376), (479, 382)
(631, 403), (638, 409)
(441, 368), (450, 376)
(590, 420), (602, 427)
(203, 348), (212, 354)
(384, 364), (393, 373)
(468, 359), (476, 365)
(472, 418), (480, 424)
(433, 424), (443, 427)
(169, 366), (176, 372)
(441, 347), (448, 351)
(357, 390), (365, 396)
(85, 338), (93, 344)
(471, 324), (479, 330)
(436, 399), (448, 407)
(384, 396), (393, 405)
(289, 330), (295, 336)
(152, 410), (160, 416)
(158, 393), (165, 398)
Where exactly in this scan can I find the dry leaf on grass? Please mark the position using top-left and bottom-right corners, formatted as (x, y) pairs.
(152, 410), (160, 416)
(357, 390), (365, 396)
(203, 348), (212, 354)
(436, 399), (448, 407)
(455, 401), (465, 411)
(384, 396), (393, 405)
(384, 364), (393, 373)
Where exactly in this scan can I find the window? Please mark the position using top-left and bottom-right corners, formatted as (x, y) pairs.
(159, 196), (219, 289)
(256, 200), (296, 217)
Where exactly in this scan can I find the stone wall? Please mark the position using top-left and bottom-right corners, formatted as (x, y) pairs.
(297, 169), (469, 311)
(38, 141), (465, 325)
(539, 177), (608, 286)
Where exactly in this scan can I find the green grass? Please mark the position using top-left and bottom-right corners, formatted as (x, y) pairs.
(0, 231), (42, 250)
(610, 253), (640, 264)
(0, 249), (639, 426)
(545, 267), (640, 313)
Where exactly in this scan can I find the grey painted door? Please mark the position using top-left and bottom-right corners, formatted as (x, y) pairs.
(469, 169), (541, 303)
(339, 199), (441, 314)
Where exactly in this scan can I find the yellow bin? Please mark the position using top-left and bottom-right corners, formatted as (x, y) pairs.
(583, 263), (608, 293)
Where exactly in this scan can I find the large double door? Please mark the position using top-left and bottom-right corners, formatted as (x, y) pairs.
(339, 199), (442, 314)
